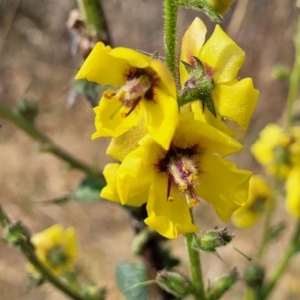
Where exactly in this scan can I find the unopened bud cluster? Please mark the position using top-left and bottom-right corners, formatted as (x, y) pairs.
(192, 228), (233, 254)
(156, 270), (192, 297)
(206, 268), (239, 300)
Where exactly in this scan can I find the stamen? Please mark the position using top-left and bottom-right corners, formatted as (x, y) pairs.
(124, 97), (141, 117)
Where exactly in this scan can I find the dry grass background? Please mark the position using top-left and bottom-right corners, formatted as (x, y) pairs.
(0, 0), (299, 299)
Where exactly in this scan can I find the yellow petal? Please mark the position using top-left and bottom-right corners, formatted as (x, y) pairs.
(286, 166), (300, 219)
(109, 47), (151, 68)
(197, 154), (252, 222)
(149, 59), (176, 97)
(100, 163), (122, 204)
(251, 124), (282, 166)
(199, 25), (245, 83)
(232, 175), (272, 228)
(91, 92), (142, 139)
(101, 163), (147, 206)
(174, 112), (243, 156)
(142, 87), (178, 150)
(213, 79), (259, 129)
(145, 175), (199, 239)
(75, 42), (128, 86)
(251, 123), (291, 177)
(64, 228), (79, 258)
(106, 118), (146, 161)
(190, 101), (234, 136)
(231, 209), (260, 228)
(116, 142), (160, 204)
(180, 17), (207, 87)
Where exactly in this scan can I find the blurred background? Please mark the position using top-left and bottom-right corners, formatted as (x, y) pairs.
(0, 0), (298, 299)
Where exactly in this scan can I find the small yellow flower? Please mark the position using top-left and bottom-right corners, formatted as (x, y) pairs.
(251, 124), (300, 178)
(27, 224), (78, 276)
(76, 42), (178, 150)
(179, 17), (259, 132)
(232, 175), (272, 228)
(286, 166), (300, 218)
(101, 113), (252, 239)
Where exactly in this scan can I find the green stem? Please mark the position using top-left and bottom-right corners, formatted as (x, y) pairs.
(185, 211), (206, 300)
(262, 219), (300, 299)
(257, 174), (281, 262)
(257, 206), (273, 262)
(77, 0), (111, 44)
(285, 9), (300, 129)
(0, 102), (103, 179)
(163, 0), (178, 79)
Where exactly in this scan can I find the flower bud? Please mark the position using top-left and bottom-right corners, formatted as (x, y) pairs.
(204, 0), (234, 15)
(177, 0), (223, 22)
(192, 228), (233, 254)
(14, 99), (39, 123)
(206, 268), (239, 300)
(272, 65), (290, 81)
(4, 222), (30, 247)
(156, 270), (192, 297)
(179, 56), (216, 116)
(245, 264), (265, 289)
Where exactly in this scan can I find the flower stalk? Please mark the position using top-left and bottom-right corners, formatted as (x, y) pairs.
(163, 0), (178, 79)
(76, 0), (111, 44)
(285, 10), (300, 129)
(185, 211), (206, 299)
(261, 219), (300, 299)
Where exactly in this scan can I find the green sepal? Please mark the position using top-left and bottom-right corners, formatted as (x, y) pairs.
(206, 268), (239, 300)
(192, 228), (233, 254)
(156, 270), (192, 297)
(181, 60), (195, 75)
(178, 81), (216, 117)
(245, 264), (265, 289)
(4, 222), (31, 247)
(176, 0), (223, 22)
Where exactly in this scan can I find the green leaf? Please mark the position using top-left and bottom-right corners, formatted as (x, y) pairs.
(73, 176), (106, 203)
(116, 261), (148, 300)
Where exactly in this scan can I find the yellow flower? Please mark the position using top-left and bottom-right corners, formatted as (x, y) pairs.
(179, 17), (259, 132)
(251, 124), (300, 178)
(101, 113), (252, 239)
(76, 42), (178, 150)
(27, 224), (78, 276)
(232, 175), (272, 228)
(286, 166), (300, 218)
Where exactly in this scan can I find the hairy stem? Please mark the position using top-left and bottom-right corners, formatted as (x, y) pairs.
(77, 0), (111, 44)
(185, 211), (206, 299)
(285, 8), (300, 128)
(163, 0), (178, 79)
